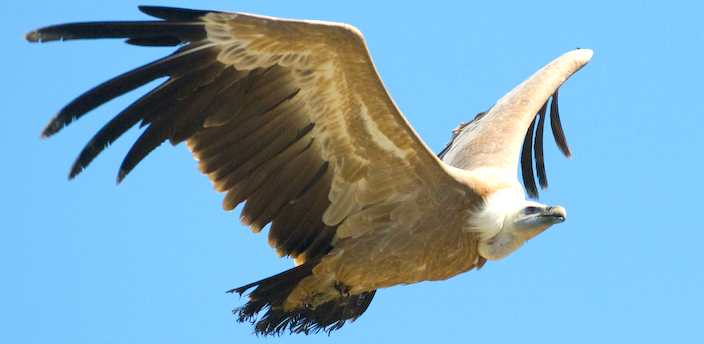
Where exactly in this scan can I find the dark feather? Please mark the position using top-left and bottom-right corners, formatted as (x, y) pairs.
(302, 226), (339, 262)
(138, 6), (215, 22)
(24, 21), (205, 45)
(230, 261), (376, 335)
(67, 83), (167, 179)
(67, 48), (222, 179)
(521, 117), (539, 199)
(41, 42), (216, 139)
(243, 139), (320, 230)
(214, 116), (313, 202)
(117, 120), (168, 183)
(269, 169), (331, 258)
(549, 91), (572, 158)
(534, 102), (549, 190)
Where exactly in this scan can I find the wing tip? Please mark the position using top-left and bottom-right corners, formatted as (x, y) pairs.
(562, 149), (573, 159)
(68, 161), (85, 180)
(40, 119), (61, 139)
(117, 169), (127, 184)
(23, 30), (41, 42)
(568, 48), (594, 65)
(23, 28), (68, 43)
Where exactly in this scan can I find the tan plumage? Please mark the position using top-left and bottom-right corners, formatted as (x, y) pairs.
(25, 6), (591, 335)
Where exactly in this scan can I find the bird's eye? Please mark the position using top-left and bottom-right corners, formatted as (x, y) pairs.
(525, 206), (538, 215)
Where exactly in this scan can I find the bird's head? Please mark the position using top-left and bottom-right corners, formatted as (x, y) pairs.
(508, 202), (566, 242)
(471, 189), (566, 261)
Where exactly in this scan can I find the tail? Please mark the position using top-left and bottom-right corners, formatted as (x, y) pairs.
(229, 261), (376, 335)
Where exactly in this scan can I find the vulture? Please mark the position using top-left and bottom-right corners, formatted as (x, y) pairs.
(24, 6), (592, 335)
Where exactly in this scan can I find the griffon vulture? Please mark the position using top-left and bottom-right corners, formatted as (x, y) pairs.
(24, 6), (591, 335)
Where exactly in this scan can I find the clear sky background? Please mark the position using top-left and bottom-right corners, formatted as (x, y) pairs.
(3, 0), (703, 343)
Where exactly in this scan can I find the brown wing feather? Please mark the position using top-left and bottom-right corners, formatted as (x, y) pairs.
(28, 7), (469, 265)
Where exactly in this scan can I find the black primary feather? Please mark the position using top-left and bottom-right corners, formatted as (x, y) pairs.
(549, 90), (572, 158)
(534, 101), (549, 190)
(137, 6), (215, 21)
(27, 7), (215, 181)
(23, 21), (205, 45)
(521, 92), (572, 199)
(521, 117), (539, 199)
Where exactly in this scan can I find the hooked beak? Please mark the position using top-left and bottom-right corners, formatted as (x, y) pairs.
(541, 206), (566, 223)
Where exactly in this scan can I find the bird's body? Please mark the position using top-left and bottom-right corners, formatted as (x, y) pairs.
(25, 6), (590, 335)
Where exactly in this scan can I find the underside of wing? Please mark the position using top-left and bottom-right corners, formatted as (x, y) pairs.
(438, 49), (592, 198)
(26, 6), (468, 264)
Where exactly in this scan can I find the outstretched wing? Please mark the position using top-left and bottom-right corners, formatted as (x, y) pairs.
(26, 6), (472, 263)
(439, 49), (592, 198)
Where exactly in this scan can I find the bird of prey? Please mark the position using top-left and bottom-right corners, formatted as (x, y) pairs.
(25, 6), (591, 335)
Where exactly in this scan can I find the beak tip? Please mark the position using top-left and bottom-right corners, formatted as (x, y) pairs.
(550, 206), (567, 222)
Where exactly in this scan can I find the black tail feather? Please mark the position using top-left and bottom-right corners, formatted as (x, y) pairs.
(230, 261), (376, 335)
(255, 290), (376, 335)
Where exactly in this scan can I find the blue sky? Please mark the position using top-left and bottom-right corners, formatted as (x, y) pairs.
(3, 0), (703, 343)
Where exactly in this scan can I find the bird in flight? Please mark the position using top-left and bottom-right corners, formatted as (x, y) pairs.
(25, 6), (591, 335)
